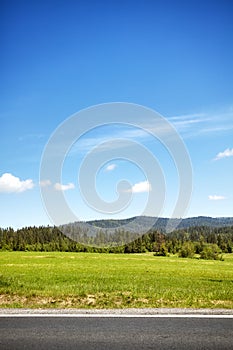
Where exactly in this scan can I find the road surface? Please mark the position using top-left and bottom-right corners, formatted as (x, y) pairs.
(0, 313), (233, 349)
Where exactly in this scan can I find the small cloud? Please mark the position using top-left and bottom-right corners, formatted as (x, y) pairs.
(0, 173), (34, 193)
(208, 195), (226, 201)
(130, 180), (151, 193)
(39, 180), (52, 187)
(54, 182), (75, 191)
(214, 148), (233, 160)
(105, 164), (117, 172)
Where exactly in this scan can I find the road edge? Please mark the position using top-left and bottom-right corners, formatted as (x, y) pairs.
(0, 307), (233, 316)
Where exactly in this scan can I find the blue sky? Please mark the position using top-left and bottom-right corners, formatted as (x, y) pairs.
(1, 0), (233, 228)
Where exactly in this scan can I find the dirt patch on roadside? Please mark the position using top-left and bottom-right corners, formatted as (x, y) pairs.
(0, 293), (232, 309)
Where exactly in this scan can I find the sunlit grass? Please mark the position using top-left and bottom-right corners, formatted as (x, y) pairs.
(0, 252), (232, 308)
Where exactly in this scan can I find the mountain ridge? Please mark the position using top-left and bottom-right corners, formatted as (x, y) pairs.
(61, 215), (233, 235)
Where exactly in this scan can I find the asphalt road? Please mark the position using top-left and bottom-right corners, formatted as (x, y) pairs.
(0, 316), (233, 350)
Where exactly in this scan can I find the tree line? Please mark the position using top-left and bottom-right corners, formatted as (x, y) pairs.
(0, 225), (233, 259)
(124, 226), (233, 259)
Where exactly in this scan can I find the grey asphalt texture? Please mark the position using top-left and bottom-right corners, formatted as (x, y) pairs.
(0, 313), (233, 350)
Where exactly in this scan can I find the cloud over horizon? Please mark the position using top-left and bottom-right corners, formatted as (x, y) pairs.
(214, 148), (233, 160)
(208, 195), (226, 201)
(105, 163), (117, 172)
(54, 182), (75, 191)
(130, 180), (151, 193)
(39, 179), (52, 187)
(0, 173), (34, 193)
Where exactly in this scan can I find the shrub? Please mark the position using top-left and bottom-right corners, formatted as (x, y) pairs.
(200, 244), (222, 260)
(154, 244), (168, 256)
(178, 242), (195, 258)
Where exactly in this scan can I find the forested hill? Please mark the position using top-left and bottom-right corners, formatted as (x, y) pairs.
(67, 216), (233, 234)
(176, 216), (233, 229)
(1, 224), (233, 258)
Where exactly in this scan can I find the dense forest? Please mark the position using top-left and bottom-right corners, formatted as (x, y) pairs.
(0, 224), (233, 260)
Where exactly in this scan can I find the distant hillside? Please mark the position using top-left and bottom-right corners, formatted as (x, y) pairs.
(60, 215), (233, 237)
(176, 216), (233, 229)
(74, 215), (233, 230)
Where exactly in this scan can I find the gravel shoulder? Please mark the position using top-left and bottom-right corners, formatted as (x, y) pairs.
(0, 308), (233, 315)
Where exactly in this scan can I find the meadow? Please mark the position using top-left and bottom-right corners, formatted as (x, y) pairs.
(0, 251), (233, 309)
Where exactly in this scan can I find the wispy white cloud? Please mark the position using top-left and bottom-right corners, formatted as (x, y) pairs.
(169, 113), (206, 121)
(169, 113), (208, 129)
(197, 109), (233, 135)
(200, 125), (233, 134)
(68, 107), (233, 156)
(70, 128), (149, 156)
(105, 164), (117, 172)
(68, 114), (206, 156)
(120, 128), (149, 139)
(169, 108), (233, 138)
(0, 173), (34, 193)
(214, 148), (233, 161)
(129, 180), (151, 193)
(208, 195), (226, 201)
(54, 182), (75, 191)
(39, 179), (52, 187)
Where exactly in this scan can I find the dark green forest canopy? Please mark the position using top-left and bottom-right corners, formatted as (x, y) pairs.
(0, 221), (233, 259)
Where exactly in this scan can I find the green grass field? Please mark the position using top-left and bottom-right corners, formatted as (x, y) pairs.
(0, 252), (233, 309)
